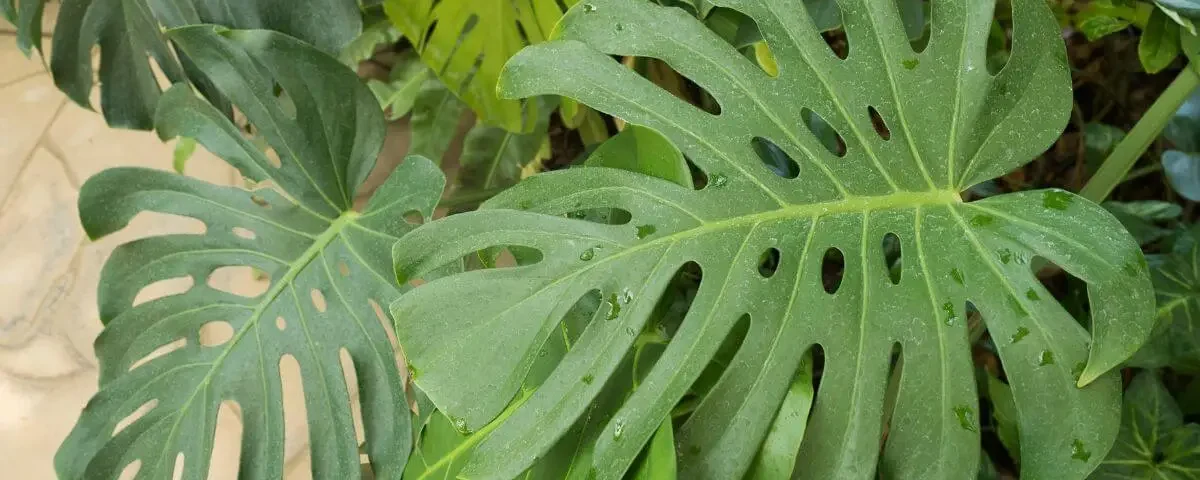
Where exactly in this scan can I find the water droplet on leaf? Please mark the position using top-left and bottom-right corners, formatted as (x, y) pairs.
(582, 374), (594, 384)
(970, 214), (994, 227)
(613, 419), (625, 440)
(1038, 350), (1055, 366)
(953, 405), (977, 432)
(997, 248), (1013, 264)
(580, 248), (596, 261)
(1025, 288), (1040, 301)
(950, 268), (964, 285)
(941, 302), (958, 326)
(606, 293), (621, 320)
(582, 3), (597, 12)
(1043, 190), (1073, 210)
(903, 58), (919, 70)
(710, 173), (728, 187)
(620, 288), (633, 304)
(1011, 326), (1030, 344)
(636, 224), (657, 239)
(615, 23), (624, 31)
(1071, 439), (1091, 461)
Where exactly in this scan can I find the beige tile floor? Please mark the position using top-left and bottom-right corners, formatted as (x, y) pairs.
(0, 16), (415, 478)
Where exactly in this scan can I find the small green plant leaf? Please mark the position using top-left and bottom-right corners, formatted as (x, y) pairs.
(1140, 8), (1183, 73)
(384, 0), (578, 133)
(587, 125), (693, 189)
(456, 99), (556, 195)
(392, 1), (1155, 479)
(1092, 371), (1200, 478)
(409, 80), (469, 164)
(38, 0), (363, 130)
(986, 373), (1021, 465)
(1129, 235), (1200, 371)
(1076, 13), (1133, 42)
(631, 419), (677, 480)
(1104, 201), (1182, 246)
(340, 18), (401, 66)
(368, 54), (432, 121)
(746, 353), (813, 480)
(55, 26), (442, 479)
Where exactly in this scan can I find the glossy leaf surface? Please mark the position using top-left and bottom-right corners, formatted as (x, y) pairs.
(56, 27), (439, 479)
(393, 0), (1156, 478)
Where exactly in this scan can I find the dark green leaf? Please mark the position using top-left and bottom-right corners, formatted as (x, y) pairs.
(456, 99), (555, 195)
(1104, 201), (1183, 246)
(43, 0), (362, 130)
(631, 419), (677, 480)
(1092, 372), (1200, 479)
(1128, 237), (1200, 371)
(54, 27), (438, 479)
(392, 1), (1155, 478)
(1076, 13), (1133, 41)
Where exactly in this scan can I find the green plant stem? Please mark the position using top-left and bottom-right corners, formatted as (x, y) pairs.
(1080, 66), (1200, 202)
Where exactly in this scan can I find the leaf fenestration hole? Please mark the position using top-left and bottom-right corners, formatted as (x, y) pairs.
(880, 342), (904, 440)
(1032, 256), (1090, 325)
(882, 233), (902, 285)
(117, 460), (142, 480)
(752, 137), (800, 179)
(802, 108), (847, 158)
(250, 193), (271, 208)
(232, 227), (257, 240)
(987, 0), (1014, 75)
(759, 247), (781, 278)
(172, 453), (184, 480)
(207, 266), (270, 298)
(822, 247), (846, 294)
(821, 30), (850, 60)
(564, 208), (633, 225)
(686, 313), (750, 404)
(404, 210), (424, 225)
(368, 299), (404, 372)
(278, 355), (309, 459)
(869, 106), (891, 141)
(133, 276), (194, 307)
(685, 155), (709, 190)
(311, 289), (328, 313)
(629, 57), (723, 116)
(338, 261), (351, 277)
(264, 148), (283, 169)
(340, 348), (367, 447)
(128, 338), (187, 372)
(275, 84), (298, 120)
(209, 401), (243, 480)
(199, 321), (235, 347)
(276, 316), (287, 331)
(113, 399), (158, 436)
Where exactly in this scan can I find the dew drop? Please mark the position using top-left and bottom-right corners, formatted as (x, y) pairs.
(582, 3), (597, 12)
(582, 374), (594, 384)
(952, 405), (978, 432)
(450, 416), (473, 435)
(950, 268), (964, 285)
(580, 248), (596, 261)
(625, 326), (636, 336)
(636, 224), (657, 239)
(1043, 190), (1073, 210)
(970, 214), (994, 227)
(620, 288), (633, 304)
(615, 23), (625, 32)
(997, 248), (1013, 264)
(407, 363), (420, 380)
(250, 195), (270, 208)
(1071, 439), (1091, 462)
(941, 302), (958, 326)
(1010, 326), (1030, 344)
(613, 419), (625, 440)
(903, 58), (919, 70)
(1025, 288), (1040, 301)
(710, 173), (729, 187)
(1123, 261), (1140, 277)
(538, 348), (548, 358)
(606, 293), (621, 320)
(1038, 350), (1055, 366)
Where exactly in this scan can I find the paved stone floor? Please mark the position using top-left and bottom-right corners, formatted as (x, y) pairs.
(0, 10), (420, 477)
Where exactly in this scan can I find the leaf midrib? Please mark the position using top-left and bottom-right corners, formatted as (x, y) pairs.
(151, 211), (362, 472)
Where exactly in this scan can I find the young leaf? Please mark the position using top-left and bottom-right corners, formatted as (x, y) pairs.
(1140, 8), (1183, 73)
(43, 0), (363, 130)
(457, 99), (556, 194)
(1128, 235), (1200, 371)
(1075, 13), (1133, 42)
(745, 353), (813, 480)
(384, 0), (578, 133)
(1092, 371), (1200, 478)
(55, 26), (442, 479)
(409, 80), (469, 164)
(630, 419), (677, 480)
(392, 1), (1155, 479)
(587, 125), (693, 189)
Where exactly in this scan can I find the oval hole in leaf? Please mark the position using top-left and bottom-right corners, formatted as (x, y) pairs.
(822, 247), (846, 294)
(209, 401), (243, 480)
(232, 227), (257, 240)
(113, 399), (158, 436)
(1032, 256), (1090, 325)
(404, 210), (425, 225)
(199, 321), (235, 347)
(880, 342), (903, 437)
(208, 266), (270, 298)
(338, 261), (351, 277)
(117, 460), (142, 480)
(311, 289), (328, 313)
(752, 137), (800, 179)
(759, 247), (782, 278)
(340, 348), (367, 447)
(630, 57), (722, 115)
(275, 316), (287, 331)
(869, 106), (891, 141)
(687, 313), (750, 405)
(279, 355), (308, 459)
(685, 155), (709, 190)
(565, 208), (633, 225)
(128, 338), (187, 372)
(133, 276), (194, 307)
(172, 453), (184, 480)
(882, 232), (902, 285)
(802, 108), (846, 158)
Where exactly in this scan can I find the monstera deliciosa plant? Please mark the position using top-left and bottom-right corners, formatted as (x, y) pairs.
(37, 0), (1173, 478)
(391, 0), (1155, 478)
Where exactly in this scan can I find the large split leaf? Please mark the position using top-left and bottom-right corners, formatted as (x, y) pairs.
(55, 26), (440, 479)
(383, 0), (578, 133)
(391, 0), (1156, 478)
(1092, 372), (1200, 479)
(14, 0), (361, 130)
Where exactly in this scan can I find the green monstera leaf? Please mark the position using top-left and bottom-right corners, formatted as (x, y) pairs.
(391, 0), (1156, 478)
(55, 26), (440, 479)
(384, 0), (578, 133)
(12, 0), (362, 130)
